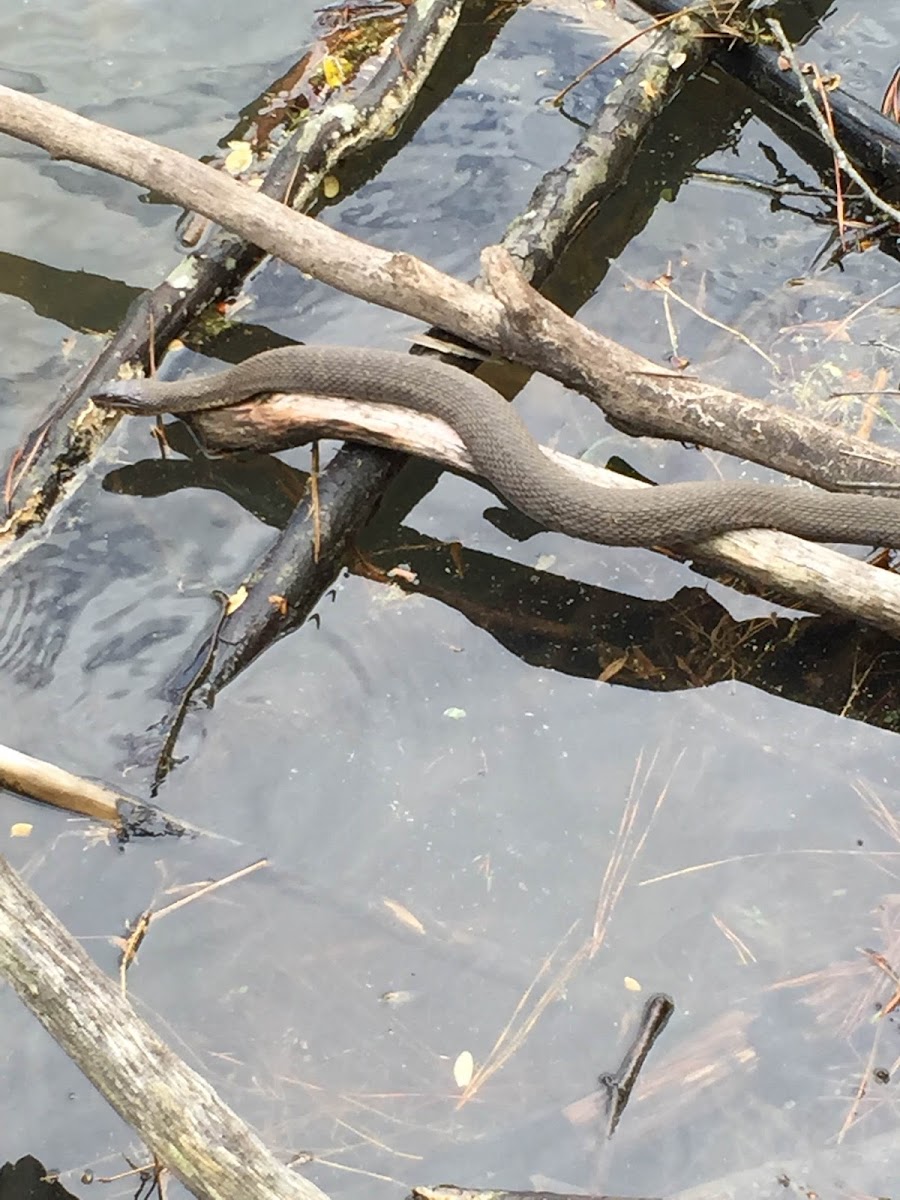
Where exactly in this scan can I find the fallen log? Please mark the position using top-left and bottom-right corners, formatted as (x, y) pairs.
(151, 384), (900, 639)
(2, 83), (898, 500)
(0, 856), (331, 1200)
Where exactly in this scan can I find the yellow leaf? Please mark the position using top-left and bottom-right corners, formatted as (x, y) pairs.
(323, 174), (340, 200)
(453, 1050), (474, 1088)
(322, 55), (347, 88)
(224, 140), (254, 175)
(10, 823), (32, 838)
(624, 976), (642, 992)
(225, 585), (248, 615)
(598, 655), (627, 683)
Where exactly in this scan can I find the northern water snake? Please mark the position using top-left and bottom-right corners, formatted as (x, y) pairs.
(92, 345), (900, 548)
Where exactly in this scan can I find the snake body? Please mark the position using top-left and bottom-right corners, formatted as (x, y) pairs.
(92, 345), (900, 548)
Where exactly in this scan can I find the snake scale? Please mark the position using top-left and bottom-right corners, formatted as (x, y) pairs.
(92, 345), (900, 548)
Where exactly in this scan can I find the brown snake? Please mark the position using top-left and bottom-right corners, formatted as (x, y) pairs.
(92, 345), (900, 548)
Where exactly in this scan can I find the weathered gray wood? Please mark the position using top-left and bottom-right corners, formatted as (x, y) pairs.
(182, 387), (900, 637)
(2, 84), (899, 503)
(0, 856), (330, 1200)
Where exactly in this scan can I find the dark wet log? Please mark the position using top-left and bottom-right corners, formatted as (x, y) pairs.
(636, 0), (900, 188)
(0, 857), (331, 1200)
(503, 9), (713, 282)
(598, 994), (674, 1139)
(172, 443), (402, 695)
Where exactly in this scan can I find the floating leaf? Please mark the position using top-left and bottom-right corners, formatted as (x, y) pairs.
(10, 823), (32, 838)
(443, 707), (466, 720)
(380, 990), (415, 1007)
(226, 585), (248, 615)
(453, 1050), (475, 1088)
(598, 655), (627, 684)
(224, 140), (254, 175)
(323, 174), (340, 199)
(383, 897), (425, 935)
(624, 976), (642, 992)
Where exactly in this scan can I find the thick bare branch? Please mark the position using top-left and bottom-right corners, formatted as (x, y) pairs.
(182, 390), (900, 637)
(2, 84), (900, 495)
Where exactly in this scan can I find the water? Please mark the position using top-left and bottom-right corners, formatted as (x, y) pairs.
(2, 2), (900, 1197)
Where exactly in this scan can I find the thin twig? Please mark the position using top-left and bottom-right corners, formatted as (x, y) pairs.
(768, 20), (900, 226)
(551, 8), (694, 107)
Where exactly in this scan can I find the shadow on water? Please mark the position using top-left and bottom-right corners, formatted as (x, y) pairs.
(103, 442), (900, 739)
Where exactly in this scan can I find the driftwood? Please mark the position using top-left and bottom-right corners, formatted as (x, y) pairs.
(2, 84), (899, 499)
(0, 741), (199, 839)
(0, 856), (331, 1200)
(1, 86), (900, 650)
(171, 384), (900, 638)
(3, 71), (900, 764)
(1, 0), (487, 537)
(4, 20), (900, 767)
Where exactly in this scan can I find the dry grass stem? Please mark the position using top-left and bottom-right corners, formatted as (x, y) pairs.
(591, 748), (678, 953)
(457, 919), (586, 1107)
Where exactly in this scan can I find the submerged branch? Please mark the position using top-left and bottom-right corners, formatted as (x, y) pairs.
(0, 741), (201, 839)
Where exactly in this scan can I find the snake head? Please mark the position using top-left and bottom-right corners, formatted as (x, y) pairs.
(91, 380), (155, 413)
